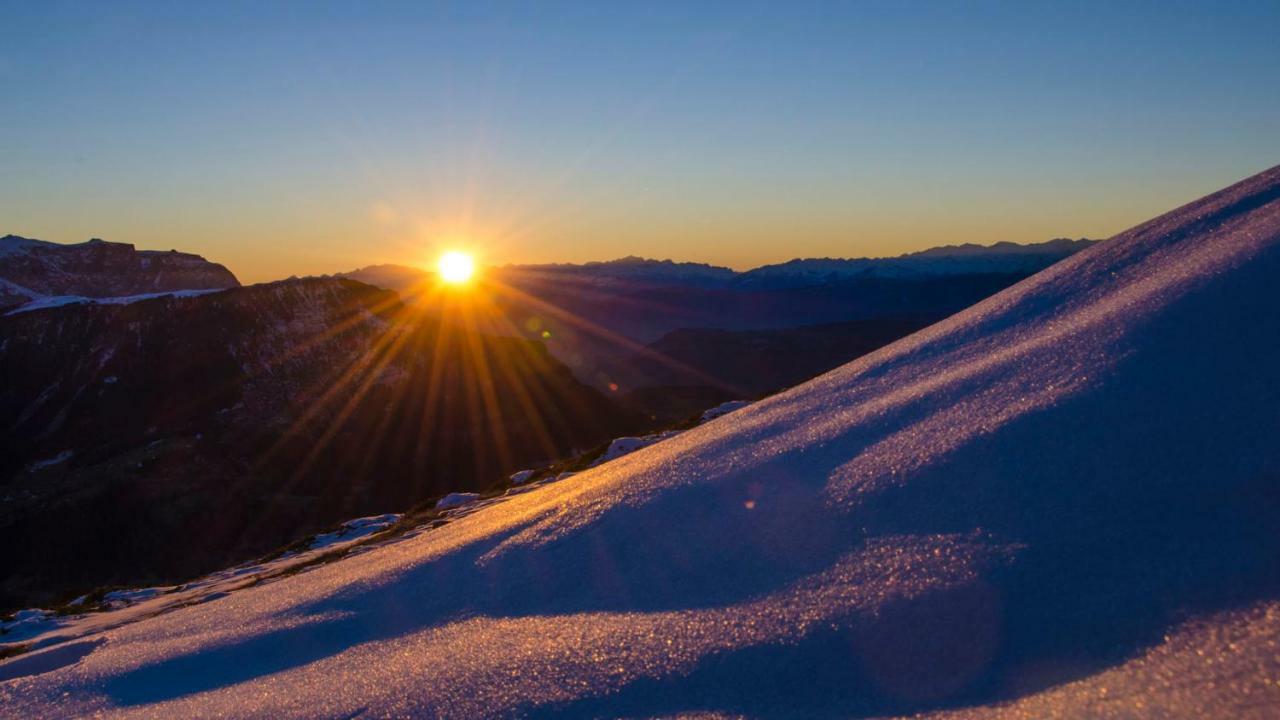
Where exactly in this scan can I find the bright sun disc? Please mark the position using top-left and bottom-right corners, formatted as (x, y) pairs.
(437, 251), (475, 284)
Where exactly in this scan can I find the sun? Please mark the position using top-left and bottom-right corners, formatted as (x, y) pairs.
(437, 251), (476, 285)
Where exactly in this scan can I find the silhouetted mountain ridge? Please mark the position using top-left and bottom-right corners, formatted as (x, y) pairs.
(342, 238), (1095, 294)
(341, 239), (1094, 399)
(733, 238), (1096, 288)
(0, 276), (641, 611)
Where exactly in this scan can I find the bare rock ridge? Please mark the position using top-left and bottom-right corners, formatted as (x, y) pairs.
(0, 235), (240, 311)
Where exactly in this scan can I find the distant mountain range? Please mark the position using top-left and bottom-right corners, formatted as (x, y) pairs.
(345, 238), (1095, 296)
(342, 239), (1096, 408)
(732, 238), (1096, 288)
(0, 235), (240, 313)
(498, 255), (737, 288)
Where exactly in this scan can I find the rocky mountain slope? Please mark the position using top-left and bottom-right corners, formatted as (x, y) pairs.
(2, 167), (1275, 716)
(0, 235), (239, 312)
(0, 277), (640, 611)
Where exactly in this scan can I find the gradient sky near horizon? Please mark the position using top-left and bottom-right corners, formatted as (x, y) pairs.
(3, 1), (1279, 283)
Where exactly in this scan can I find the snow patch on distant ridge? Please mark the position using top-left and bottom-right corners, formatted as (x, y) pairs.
(4, 288), (225, 316)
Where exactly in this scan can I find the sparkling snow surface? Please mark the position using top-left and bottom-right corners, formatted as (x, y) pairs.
(3, 166), (1280, 717)
(922, 601), (1280, 720)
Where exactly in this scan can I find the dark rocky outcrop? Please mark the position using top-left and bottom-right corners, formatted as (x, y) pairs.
(0, 277), (642, 611)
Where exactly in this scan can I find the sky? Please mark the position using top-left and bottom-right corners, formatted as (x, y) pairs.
(2, 1), (1279, 283)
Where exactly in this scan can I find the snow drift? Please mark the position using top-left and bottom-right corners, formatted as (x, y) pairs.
(3, 165), (1280, 717)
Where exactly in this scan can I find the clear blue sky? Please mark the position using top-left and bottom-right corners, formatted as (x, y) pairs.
(3, 0), (1278, 282)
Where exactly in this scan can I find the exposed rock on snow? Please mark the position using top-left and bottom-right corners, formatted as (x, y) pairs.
(508, 469), (538, 486)
(434, 493), (481, 510)
(306, 514), (402, 551)
(589, 431), (683, 467)
(699, 399), (752, 422)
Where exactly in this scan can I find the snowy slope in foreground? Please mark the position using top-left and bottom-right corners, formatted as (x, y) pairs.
(4, 166), (1280, 717)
